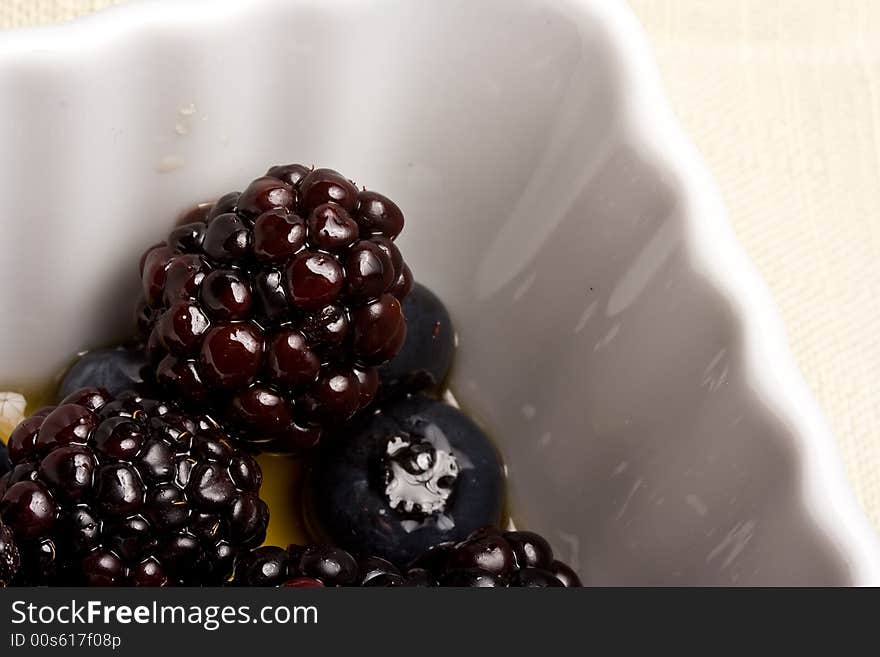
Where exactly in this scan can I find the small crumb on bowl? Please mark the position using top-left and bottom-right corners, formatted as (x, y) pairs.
(156, 154), (185, 173)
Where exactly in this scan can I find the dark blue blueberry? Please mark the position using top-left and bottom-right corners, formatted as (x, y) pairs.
(57, 347), (148, 401)
(310, 395), (503, 566)
(0, 441), (10, 478)
(378, 283), (454, 396)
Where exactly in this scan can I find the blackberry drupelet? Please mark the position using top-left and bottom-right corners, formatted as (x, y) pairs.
(232, 527), (581, 587)
(139, 164), (410, 454)
(0, 521), (19, 587)
(0, 388), (268, 586)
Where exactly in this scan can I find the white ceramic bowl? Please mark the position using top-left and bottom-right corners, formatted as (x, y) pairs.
(1, 0), (878, 585)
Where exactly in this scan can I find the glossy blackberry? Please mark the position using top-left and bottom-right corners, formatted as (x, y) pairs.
(232, 527), (580, 587)
(233, 544), (350, 587)
(421, 527), (581, 587)
(0, 388), (268, 586)
(139, 164), (409, 454)
(0, 521), (19, 587)
(231, 543), (431, 587)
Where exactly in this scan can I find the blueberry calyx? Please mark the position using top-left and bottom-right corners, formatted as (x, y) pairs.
(383, 435), (459, 516)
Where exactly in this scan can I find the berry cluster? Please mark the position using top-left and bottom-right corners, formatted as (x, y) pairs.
(0, 163), (584, 588)
(415, 527), (582, 587)
(232, 527), (580, 588)
(0, 389), (268, 585)
(139, 165), (411, 454)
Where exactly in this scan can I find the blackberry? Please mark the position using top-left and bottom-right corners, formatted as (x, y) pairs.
(424, 527), (582, 587)
(232, 527), (581, 587)
(231, 543), (430, 587)
(139, 165), (410, 454)
(0, 521), (19, 586)
(0, 388), (268, 586)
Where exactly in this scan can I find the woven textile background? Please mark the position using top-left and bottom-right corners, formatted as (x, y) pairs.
(2, 0), (880, 532)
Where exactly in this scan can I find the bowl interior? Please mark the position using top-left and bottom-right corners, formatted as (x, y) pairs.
(0, 0), (852, 583)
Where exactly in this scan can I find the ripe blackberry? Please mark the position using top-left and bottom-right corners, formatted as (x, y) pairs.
(139, 165), (410, 454)
(232, 527), (581, 587)
(231, 543), (430, 587)
(0, 521), (19, 586)
(433, 527), (583, 587)
(0, 388), (268, 586)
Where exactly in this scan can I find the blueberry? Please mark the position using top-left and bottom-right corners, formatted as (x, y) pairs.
(0, 442), (10, 478)
(57, 347), (147, 401)
(379, 283), (455, 396)
(310, 395), (504, 566)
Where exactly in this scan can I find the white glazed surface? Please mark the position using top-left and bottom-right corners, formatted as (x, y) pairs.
(0, 0), (878, 584)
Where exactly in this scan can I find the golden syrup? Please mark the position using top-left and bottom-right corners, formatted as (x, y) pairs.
(256, 454), (311, 546)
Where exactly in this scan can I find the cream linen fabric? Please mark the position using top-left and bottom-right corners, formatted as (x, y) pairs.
(0, 0), (122, 26)
(2, 0), (879, 531)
